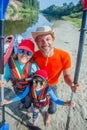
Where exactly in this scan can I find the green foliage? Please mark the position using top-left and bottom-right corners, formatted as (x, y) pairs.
(70, 12), (82, 18)
(7, 0), (39, 19)
(18, 0), (39, 9)
(41, 0), (82, 19)
(5, 12), (38, 35)
(62, 16), (82, 28)
(19, 9), (38, 14)
(72, 0), (82, 13)
(9, 4), (17, 14)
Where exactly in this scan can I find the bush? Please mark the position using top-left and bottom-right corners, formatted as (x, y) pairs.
(69, 12), (82, 18)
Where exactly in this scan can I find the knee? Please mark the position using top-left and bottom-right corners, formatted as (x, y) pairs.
(48, 105), (57, 114)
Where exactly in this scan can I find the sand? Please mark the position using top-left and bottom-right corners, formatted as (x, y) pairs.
(0, 20), (87, 130)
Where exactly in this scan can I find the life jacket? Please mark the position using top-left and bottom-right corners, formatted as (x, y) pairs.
(31, 85), (50, 109)
(8, 57), (32, 90)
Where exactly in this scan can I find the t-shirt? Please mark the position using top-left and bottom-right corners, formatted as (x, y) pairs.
(34, 48), (71, 85)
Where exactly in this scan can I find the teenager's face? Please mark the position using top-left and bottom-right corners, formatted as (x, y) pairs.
(36, 34), (54, 55)
(17, 49), (32, 64)
(33, 77), (46, 90)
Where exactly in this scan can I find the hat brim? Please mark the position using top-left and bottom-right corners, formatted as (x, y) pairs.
(18, 46), (33, 54)
(33, 74), (47, 80)
(32, 31), (54, 41)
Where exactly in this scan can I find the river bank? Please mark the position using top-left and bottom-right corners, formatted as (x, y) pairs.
(0, 20), (87, 130)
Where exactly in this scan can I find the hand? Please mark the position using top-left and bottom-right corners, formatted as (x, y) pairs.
(0, 100), (12, 106)
(71, 83), (80, 93)
(0, 80), (5, 87)
(64, 101), (75, 107)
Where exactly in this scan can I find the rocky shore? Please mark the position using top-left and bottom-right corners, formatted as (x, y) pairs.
(0, 20), (87, 130)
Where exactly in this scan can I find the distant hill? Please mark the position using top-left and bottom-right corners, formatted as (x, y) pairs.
(6, 0), (39, 20)
(41, 0), (82, 18)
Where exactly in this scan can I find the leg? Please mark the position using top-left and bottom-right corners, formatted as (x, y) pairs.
(46, 85), (57, 126)
(14, 88), (25, 109)
(33, 107), (40, 126)
(41, 106), (49, 124)
(24, 93), (31, 109)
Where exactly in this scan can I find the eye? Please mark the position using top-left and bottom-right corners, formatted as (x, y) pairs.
(46, 37), (52, 41)
(27, 52), (32, 56)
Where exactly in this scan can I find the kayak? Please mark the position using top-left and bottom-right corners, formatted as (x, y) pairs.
(4, 35), (14, 65)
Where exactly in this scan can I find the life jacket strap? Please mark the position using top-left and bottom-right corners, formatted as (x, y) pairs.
(8, 57), (33, 89)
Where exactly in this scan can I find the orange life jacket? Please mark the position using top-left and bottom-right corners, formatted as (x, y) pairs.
(31, 85), (50, 109)
(8, 57), (32, 90)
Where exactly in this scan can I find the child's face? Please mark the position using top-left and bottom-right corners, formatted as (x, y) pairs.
(33, 77), (47, 90)
(17, 49), (32, 64)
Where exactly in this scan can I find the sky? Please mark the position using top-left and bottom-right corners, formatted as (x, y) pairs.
(38, 0), (80, 10)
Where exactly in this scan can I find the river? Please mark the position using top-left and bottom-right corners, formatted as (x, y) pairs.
(5, 13), (56, 39)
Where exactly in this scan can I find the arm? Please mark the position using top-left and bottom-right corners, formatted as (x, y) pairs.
(48, 88), (75, 107)
(0, 64), (10, 87)
(63, 68), (80, 93)
(12, 86), (29, 102)
(48, 88), (64, 105)
(0, 80), (6, 87)
(4, 63), (10, 82)
(1, 86), (30, 105)
(31, 62), (39, 74)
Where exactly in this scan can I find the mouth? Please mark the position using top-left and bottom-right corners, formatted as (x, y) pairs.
(20, 56), (29, 61)
(41, 46), (50, 50)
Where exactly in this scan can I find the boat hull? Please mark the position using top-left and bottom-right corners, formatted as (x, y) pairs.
(4, 35), (14, 65)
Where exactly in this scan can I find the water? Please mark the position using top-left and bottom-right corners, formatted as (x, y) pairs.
(5, 13), (54, 39)
(22, 13), (53, 39)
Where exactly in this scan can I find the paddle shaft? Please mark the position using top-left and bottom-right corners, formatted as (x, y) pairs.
(65, 9), (87, 130)
(0, 20), (4, 74)
(0, 1), (10, 129)
(0, 19), (5, 125)
(0, 75), (5, 124)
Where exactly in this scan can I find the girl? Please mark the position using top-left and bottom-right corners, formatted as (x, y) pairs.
(0, 69), (75, 126)
(0, 39), (39, 109)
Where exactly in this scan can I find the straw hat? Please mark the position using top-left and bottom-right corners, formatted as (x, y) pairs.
(18, 39), (34, 54)
(32, 26), (54, 41)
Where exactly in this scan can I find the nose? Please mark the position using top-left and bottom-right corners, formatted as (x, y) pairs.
(41, 39), (48, 45)
(37, 82), (41, 86)
(23, 51), (27, 55)
(35, 82), (41, 88)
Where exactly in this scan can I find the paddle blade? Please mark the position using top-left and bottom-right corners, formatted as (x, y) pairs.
(0, 123), (9, 130)
(0, 0), (10, 19)
(82, 0), (87, 9)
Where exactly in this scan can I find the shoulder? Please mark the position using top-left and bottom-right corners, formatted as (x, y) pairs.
(55, 48), (70, 56)
(5, 63), (9, 70)
(30, 62), (39, 74)
(34, 50), (40, 54)
(34, 50), (42, 57)
(31, 62), (39, 69)
(48, 87), (53, 93)
(55, 48), (71, 60)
